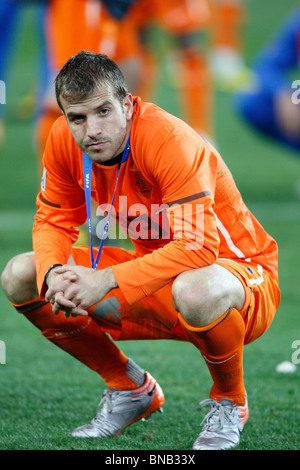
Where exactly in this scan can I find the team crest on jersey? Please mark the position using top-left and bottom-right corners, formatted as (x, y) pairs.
(41, 167), (46, 191)
(133, 172), (153, 198)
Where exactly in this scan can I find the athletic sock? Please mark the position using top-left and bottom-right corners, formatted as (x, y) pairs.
(135, 48), (157, 102)
(178, 49), (213, 137)
(211, 0), (245, 51)
(178, 307), (246, 405)
(12, 299), (143, 390)
(125, 358), (146, 388)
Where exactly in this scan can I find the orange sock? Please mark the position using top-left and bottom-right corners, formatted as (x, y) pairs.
(135, 48), (158, 102)
(178, 307), (246, 405)
(13, 299), (144, 390)
(178, 49), (213, 137)
(211, 0), (245, 51)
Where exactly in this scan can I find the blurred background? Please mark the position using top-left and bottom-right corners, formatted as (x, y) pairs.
(0, 0), (299, 450)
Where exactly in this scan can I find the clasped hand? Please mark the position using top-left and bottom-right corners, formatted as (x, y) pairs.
(45, 265), (116, 317)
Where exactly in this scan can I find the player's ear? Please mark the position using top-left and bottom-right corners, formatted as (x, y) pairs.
(123, 94), (133, 121)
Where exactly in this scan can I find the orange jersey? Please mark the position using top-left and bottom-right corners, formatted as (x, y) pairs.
(33, 96), (278, 304)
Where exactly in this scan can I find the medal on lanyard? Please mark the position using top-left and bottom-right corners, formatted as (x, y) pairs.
(82, 134), (130, 269)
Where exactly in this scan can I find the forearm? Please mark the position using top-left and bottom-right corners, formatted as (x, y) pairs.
(33, 220), (74, 295)
(33, 191), (87, 294)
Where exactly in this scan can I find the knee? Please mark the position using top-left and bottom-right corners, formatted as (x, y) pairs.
(1, 252), (38, 304)
(172, 270), (217, 327)
(172, 265), (239, 327)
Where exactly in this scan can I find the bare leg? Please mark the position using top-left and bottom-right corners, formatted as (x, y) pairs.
(1, 252), (38, 304)
(1, 251), (76, 305)
(172, 263), (245, 327)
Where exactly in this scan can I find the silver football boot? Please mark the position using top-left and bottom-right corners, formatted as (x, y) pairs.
(71, 372), (165, 438)
(193, 395), (249, 450)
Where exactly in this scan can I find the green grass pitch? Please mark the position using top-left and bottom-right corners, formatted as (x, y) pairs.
(0, 0), (299, 451)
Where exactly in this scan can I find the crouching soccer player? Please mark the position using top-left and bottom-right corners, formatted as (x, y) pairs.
(1, 51), (280, 450)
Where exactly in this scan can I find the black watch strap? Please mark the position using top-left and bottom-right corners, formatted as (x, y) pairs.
(44, 264), (63, 287)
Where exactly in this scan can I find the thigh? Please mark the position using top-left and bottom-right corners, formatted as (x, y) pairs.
(217, 258), (281, 345)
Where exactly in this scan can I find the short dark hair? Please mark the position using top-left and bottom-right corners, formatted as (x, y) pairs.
(55, 51), (129, 110)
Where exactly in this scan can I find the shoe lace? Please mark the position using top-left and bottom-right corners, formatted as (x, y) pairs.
(98, 389), (113, 413)
(89, 389), (117, 434)
(198, 398), (237, 431)
(94, 388), (131, 417)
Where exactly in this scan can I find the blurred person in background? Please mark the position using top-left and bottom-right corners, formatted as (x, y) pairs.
(36, 0), (142, 175)
(0, 0), (22, 148)
(209, 0), (250, 92)
(234, 6), (300, 152)
(132, 0), (214, 142)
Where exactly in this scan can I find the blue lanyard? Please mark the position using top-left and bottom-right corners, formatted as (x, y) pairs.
(82, 134), (130, 269)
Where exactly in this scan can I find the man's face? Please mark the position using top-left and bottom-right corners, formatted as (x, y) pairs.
(60, 84), (133, 163)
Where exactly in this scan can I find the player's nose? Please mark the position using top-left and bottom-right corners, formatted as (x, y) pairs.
(86, 116), (102, 139)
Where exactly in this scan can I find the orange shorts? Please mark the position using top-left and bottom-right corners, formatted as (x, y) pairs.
(133, 0), (211, 34)
(216, 258), (280, 345)
(71, 245), (280, 346)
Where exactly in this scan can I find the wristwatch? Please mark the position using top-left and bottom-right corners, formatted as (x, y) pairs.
(44, 264), (63, 287)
